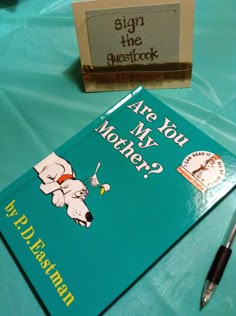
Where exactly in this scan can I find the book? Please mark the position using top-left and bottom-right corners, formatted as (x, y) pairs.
(0, 86), (235, 315)
(72, 0), (194, 92)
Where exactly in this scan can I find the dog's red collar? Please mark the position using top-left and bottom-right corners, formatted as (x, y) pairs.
(57, 174), (74, 185)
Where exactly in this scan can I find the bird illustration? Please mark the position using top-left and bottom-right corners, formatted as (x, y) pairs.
(89, 162), (110, 195)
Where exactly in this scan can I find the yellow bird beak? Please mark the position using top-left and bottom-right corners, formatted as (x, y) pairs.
(100, 187), (105, 195)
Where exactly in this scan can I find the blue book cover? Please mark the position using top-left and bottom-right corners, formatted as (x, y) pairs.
(0, 86), (236, 315)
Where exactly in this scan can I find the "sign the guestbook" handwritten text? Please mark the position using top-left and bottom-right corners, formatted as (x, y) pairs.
(86, 3), (180, 67)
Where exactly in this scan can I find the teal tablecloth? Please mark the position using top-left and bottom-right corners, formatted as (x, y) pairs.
(0, 1), (236, 315)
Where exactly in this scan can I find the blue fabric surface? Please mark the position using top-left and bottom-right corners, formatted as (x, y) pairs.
(0, 0), (236, 315)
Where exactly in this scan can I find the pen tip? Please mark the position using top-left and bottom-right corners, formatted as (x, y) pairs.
(200, 297), (208, 311)
(200, 281), (216, 310)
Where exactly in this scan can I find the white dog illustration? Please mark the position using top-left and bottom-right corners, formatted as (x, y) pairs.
(34, 153), (93, 228)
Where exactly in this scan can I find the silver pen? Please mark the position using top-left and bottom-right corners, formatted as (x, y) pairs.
(200, 209), (236, 310)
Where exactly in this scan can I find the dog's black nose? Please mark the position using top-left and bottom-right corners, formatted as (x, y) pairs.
(85, 212), (94, 222)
